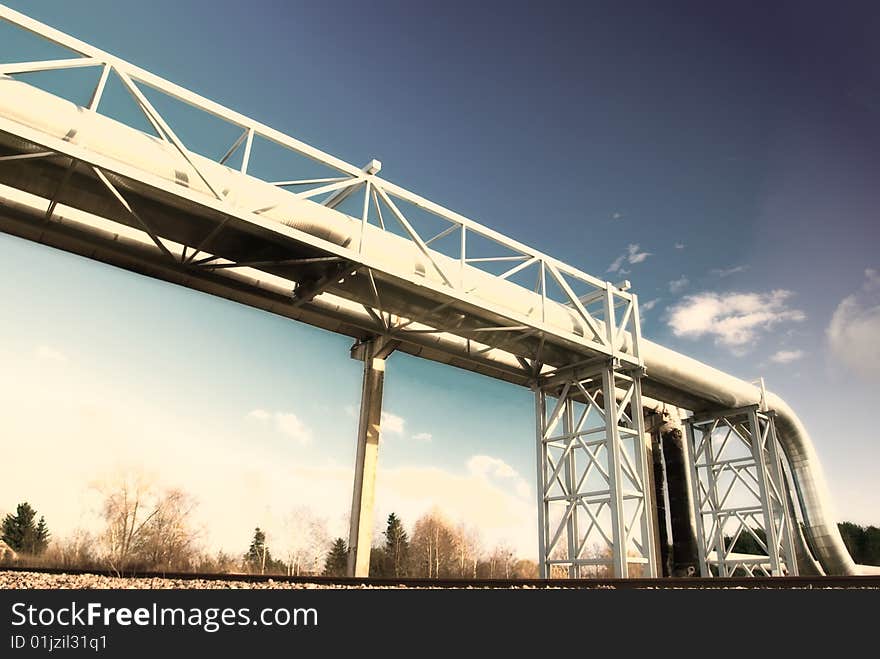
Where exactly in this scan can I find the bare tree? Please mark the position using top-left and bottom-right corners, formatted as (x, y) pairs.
(488, 543), (516, 578)
(96, 471), (199, 573)
(193, 550), (240, 574)
(410, 509), (456, 578)
(40, 529), (97, 569)
(282, 506), (330, 576)
(134, 489), (200, 572)
(510, 558), (538, 579)
(452, 523), (482, 578)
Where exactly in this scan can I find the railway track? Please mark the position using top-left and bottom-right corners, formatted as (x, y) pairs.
(3, 565), (879, 589)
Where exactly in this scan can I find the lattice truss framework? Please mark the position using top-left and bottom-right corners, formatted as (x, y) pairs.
(535, 363), (656, 578)
(0, 6), (643, 377)
(685, 406), (798, 577)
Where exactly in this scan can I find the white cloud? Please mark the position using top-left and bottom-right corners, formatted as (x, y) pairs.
(668, 276), (689, 294)
(467, 455), (531, 499)
(827, 269), (880, 379)
(248, 409), (271, 421)
(667, 289), (805, 348)
(770, 349), (804, 364)
(674, 242), (686, 250)
(627, 244), (651, 264)
(608, 244), (651, 273)
(641, 298), (661, 312)
(468, 455), (517, 479)
(337, 408), (409, 438)
(35, 345), (68, 363)
(611, 212), (622, 220)
(248, 409), (312, 445)
(711, 265), (749, 278)
(412, 432), (432, 442)
(274, 413), (313, 445)
(608, 254), (625, 274)
(380, 411), (405, 434)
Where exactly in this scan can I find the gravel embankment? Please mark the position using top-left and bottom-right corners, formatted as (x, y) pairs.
(0, 570), (390, 589)
(4, 569), (876, 589)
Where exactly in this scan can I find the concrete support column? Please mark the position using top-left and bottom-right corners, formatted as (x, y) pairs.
(347, 337), (396, 577)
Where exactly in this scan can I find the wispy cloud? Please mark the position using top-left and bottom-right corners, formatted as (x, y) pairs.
(35, 345), (68, 364)
(611, 212), (623, 221)
(412, 432), (432, 442)
(274, 413), (312, 445)
(380, 411), (405, 434)
(711, 265), (749, 278)
(668, 276), (689, 294)
(466, 455), (530, 499)
(248, 409), (271, 421)
(667, 289), (805, 349)
(248, 409), (313, 445)
(770, 349), (804, 364)
(641, 298), (661, 312)
(608, 244), (651, 273)
(827, 268), (880, 379)
(341, 407), (407, 437)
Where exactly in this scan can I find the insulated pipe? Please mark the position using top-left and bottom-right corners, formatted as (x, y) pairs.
(0, 181), (855, 575)
(0, 78), (858, 574)
(638, 342), (856, 575)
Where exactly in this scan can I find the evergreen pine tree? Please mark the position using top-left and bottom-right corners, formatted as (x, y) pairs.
(1, 502), (48, 554)
(33, 516), (50, 555)
(384, 513), (409, 577)
(244, 527), (271, 574)
(323, 538), (348, 576)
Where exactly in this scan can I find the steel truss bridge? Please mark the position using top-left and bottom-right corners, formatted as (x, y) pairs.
(0, 5), (864, 578)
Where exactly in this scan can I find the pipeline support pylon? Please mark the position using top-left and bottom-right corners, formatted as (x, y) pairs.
(535, 360), (657, 578)
(684, 405), (798, 577)
(347, 336), (397, 577)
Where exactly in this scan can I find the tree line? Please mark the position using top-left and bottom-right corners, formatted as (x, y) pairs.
(724, 522), (880, 567)
(318, 511), (536, 579)
(4, 482), (878, 576)
(0, 475), (537, 577)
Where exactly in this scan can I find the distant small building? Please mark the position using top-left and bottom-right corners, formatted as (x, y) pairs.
(0, 539), (17, 563)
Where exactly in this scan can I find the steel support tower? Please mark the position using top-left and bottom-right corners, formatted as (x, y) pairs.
(533, 284), (657, 578)
(684, 406), (799, 577)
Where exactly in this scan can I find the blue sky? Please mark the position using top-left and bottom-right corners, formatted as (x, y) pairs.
(1, 1), (878, 560)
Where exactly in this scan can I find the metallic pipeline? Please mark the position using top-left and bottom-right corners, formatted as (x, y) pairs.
(0, 180), (856, 575)
(0, 78), (858, 574)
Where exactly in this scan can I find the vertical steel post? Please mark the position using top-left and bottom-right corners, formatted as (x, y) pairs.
(701, 422), (728, 576)
(630, 372), (656, 575)
(684, 420), (710, 577)
(534, 388), (549, 579)
(563, 399), (579, 578)
(602, 366), (628, 577)
(347, 337), (395, 577)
